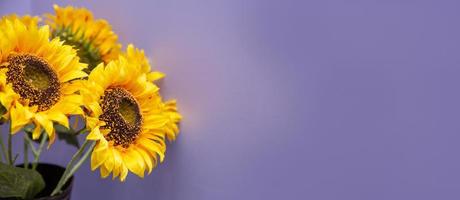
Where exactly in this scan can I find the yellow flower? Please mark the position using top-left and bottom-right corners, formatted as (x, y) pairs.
(45, 5), (121, 72)
(123, 44), (165, 82)
(0, 14), (40, 27)
(82, 56), (181, 181)
(0, 19), (87, 143)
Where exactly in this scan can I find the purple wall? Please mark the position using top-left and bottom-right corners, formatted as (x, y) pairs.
(1, 0), (460, 199)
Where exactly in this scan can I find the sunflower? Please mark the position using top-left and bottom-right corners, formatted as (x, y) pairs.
(82, 56), (181, 181)
(0, 19), (87, 143)
(0, 14), (40, 27)
(45, 5), (121, 72)
(123, 44), (165, 82)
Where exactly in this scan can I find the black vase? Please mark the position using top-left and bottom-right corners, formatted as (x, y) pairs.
(33, 163), (73, 200)
(3, 163), (74, 200)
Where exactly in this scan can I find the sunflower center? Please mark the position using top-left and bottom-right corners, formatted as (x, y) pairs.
(6, 53), (61, 111)
(99, 87), (143, 147)
(24, 63), (51, 89)
(119, 99), (138, 125)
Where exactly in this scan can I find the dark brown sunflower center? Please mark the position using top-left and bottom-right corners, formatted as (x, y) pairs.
(99, 87), (143, 147)
(6, 53), (61, 111)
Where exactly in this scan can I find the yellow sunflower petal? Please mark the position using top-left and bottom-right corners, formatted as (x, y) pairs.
(0, 14), (41, 28)
(94, 138), (109, 152)
(111, 149), (123, 176)
(137, 147), (153, 174)
(47, 111), (69, 128)
(32, 124), (42, 140)
(100, 165), (110, 178)
(10, 102), (36, 134)
(103, 149), (115, 172)
(34, 113), (54, 138)
(61, 80), (85, 95)
(60, 70), (88, 82)
(139, 138), (164, 162)
(120, 164), (129, 182)
(91, 148), (109, 171)
(87, 126), (103, 140)
(47, 130), (56, 148)
(147, 71), (165, 82)
(122, 149), (145, 178)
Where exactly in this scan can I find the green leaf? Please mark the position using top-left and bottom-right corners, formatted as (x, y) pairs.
(0, 163), (45, 199)
(54, 124), (80, 149)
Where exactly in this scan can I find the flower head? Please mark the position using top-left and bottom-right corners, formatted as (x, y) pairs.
(45, 5), (121, 72)
(82, 56), (181, 181)
(0, 19), (87, 143)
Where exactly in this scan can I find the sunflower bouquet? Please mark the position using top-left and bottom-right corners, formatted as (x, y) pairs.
(0, 5), (181, 200)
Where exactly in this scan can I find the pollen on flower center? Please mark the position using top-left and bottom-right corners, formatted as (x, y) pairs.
(24, 62), (51, 89)
(99, 87), (143, 147)
(6, 53), (61, 111)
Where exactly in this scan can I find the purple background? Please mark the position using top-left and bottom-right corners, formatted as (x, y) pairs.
(1, 0), (460, 199)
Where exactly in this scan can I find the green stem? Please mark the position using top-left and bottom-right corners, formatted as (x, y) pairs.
(7, 130), (12, 165)
(24, 134), (38, 156)
(0, 128), (6, 163)
(32, 133), (48, 170)
(12, 154), (18, 164)
(51, 140), (95, 196)
(23, 136), (29, 169)
(75, 127), (87, 135)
